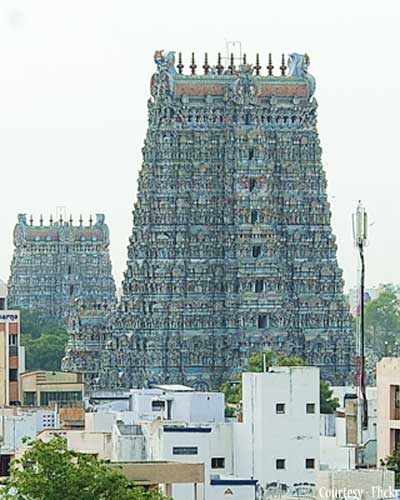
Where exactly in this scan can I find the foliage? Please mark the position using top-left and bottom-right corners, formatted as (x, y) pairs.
(381, 445), (400, 487)
(4, 437), (170, 500)
(365, 289), (400, 357)
(320, 380), (339, 414)
(247, 351), (304, 372)
(20, 309), (68, 371)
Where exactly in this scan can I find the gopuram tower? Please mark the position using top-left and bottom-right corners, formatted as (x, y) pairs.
(66, 51), (354, 391)
(8, 213), (116, 319)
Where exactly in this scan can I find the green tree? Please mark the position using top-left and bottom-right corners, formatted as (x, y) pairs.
(20, 310), (68, 371)
(365, 290), (400, 356)
(320, 380), (339, 414)
(4, 438), (170, 500)
(247, 351), (304, 372)
(381, 445), (400, 487)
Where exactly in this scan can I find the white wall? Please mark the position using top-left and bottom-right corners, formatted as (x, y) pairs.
(145, 422), (233, 500)
(129, 389), (224, 423)
(320, 435), (355, 470)
(235, 367), (320, 489)
(0, 413), (37, 453)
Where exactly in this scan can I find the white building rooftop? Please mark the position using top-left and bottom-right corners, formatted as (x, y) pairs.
(152, 384), (195, 393)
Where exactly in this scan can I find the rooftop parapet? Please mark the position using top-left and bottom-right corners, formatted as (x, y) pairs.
(151, 51), (316, 100)
(13, 213), (110, 246)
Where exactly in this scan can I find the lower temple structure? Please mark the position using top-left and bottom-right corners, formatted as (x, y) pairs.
(63, 50), (354, 391)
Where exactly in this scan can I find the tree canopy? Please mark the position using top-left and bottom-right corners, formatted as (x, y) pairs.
(20, 310), (68, 371)
(320, 380), (339, 414)
(365, 289), (400, 357)
(4, 438), (170, 500)
(381, 445), (400, 487)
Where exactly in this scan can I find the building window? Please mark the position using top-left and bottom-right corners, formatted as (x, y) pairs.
(172, 447), (198, 456)
(276, 459), (285, 469)
(252, 246), (261, 258)
(251, 210), (258, 224)
(39, 391), (82, 406)
(211, 457), (225, 469)
(248, 148), (255, 160)
(249, 178), (256, 191)
(390, 385), (400, 420)
(9, 369), (18, 382)
(255, 279), (264, 293)
(23, 392), (36, 406)
(152, 400), (165, 411)
(390, 429), (400, 453)
(306, 403), (316, 414)
(9, 335), (17, 346)
(276, 403), (285, 414)
(258, 314), (267, 329)
(305, 458), (315, 469)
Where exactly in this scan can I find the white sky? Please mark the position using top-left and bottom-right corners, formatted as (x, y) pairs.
(0, 0), (398, 291)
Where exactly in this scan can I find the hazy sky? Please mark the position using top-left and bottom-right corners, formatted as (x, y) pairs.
(0, 0), (398, 290)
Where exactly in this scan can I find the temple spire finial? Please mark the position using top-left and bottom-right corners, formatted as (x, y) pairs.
(177, 52), (184, 74)
(79, 214), (83, 226)
(255, 53), (261, 76)
(190, 52), (197, 75)
(203, 53), (210, 75)
(69, 214), (73, 225)
(29, 215), (33, 226)
(216, 53), (223, 75)
(243, 53), (247, 65)
(39, 214), (43, 226)
(49, 214), (53, 226)
(267, 53), (274, 76)
(280, 53), (287, 76)
(228, 53), (235, 74)
(89, 214), (93, 226)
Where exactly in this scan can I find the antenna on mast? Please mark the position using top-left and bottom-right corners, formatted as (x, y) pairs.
(352, 201), (369, 433)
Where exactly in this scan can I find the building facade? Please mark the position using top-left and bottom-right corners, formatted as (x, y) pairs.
(376, 357), (400, 463)
(64, 50), (353, 391)
(0, 279), (24, 405)
(8, 214), (116, 320)
(20, 370), (84, 407)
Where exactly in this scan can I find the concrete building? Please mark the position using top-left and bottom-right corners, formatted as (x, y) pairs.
(0, 278), (24, 405)
(14, 366), (389, 499)
(377, 357), (400, 463)
(0, 406), (58, 475)
(234, 367), (320, 491)
(129, 385), (224, 423)
(20, 370), (84, 407)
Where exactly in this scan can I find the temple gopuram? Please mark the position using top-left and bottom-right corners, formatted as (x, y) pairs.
(8, 213), (116, 319)
(63, 50), (354, 391)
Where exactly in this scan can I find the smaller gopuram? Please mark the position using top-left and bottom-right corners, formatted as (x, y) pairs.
(8, 213), (116, 319)
(62, 299), (111, 389)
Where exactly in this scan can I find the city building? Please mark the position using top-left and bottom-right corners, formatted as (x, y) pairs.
(376, 357), (400, 463)
(0, 278), (24, 406)
(20, 370), (84, 407)
(235, 367), (320, 489)
(11, 367), (320, 499)
(8, 213), (116, 320)
(128, 384), (224, 423)
(64, 50), (353, 391)
(0, 406), (58, 475)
